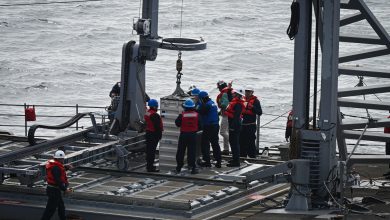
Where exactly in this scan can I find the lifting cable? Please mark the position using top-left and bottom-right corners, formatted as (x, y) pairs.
(180, 0), (184, 37)
(286, 0), (300, 40)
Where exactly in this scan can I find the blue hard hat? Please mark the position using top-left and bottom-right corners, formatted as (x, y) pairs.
(191, 88), (200, 96)
(148, 99), (158, 108)
(198, 91), (208, 99)
(183, 99), (195, 108)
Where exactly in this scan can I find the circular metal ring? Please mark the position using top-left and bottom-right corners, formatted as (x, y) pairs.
(159, 38), (207, 51)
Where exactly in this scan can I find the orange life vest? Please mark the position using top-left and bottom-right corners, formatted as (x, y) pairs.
(242, 95), (258, 116)
(225, 97), (245, 119)
(287, 110), (293, 128)
(385, 115), (390, 133)
(45, 159), (68, 186)
(144, 108), (163, 132)
(181, 110), (199, 132)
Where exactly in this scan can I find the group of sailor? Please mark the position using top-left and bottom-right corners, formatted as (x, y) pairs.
(144, 80), (263, 174)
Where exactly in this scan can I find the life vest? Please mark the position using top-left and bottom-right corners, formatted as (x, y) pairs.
(144, 108), (163, 132)
(242, 95), (258, 116)
(181, 110), (199, 132)
(287, 111), (293, 128)
(200, 100), (219, 125)
(45, 159), (68, 186)
(225, 97), (245, 119)
(216, 87), (232, 109)
(385, 115), (390, 133)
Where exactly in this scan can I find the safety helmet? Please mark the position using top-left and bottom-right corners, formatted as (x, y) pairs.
(217, 80), (227, 89)
(148, 99), (158, 108)
(191, 88), (200, 96)
(245, 85), (254, 92)
(183, 99), (195, 108)
(198, 91), (209, 99)
(54, 150), (65, 159)
(233, 89), (244, 97)
(188, 84), (197, 91)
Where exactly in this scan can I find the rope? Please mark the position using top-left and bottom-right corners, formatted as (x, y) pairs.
(286, 0), (300, 40)
(179, 0), (184, 37)
(0, 0), (102, 7)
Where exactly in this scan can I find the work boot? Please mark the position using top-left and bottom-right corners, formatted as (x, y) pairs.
(199, 161), (211, 168)
(147, 166), (160, 172)
(215, 161), (222, 168)
(191, 168), (199, 174)
(221, 150), (230, 156)
(175, 166), (181, 174)
(226, 161), (240, 167)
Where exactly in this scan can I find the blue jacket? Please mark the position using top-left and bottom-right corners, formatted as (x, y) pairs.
(198, 99), (219, 125)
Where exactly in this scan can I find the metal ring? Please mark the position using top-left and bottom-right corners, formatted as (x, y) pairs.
(160, 38), (207, 51)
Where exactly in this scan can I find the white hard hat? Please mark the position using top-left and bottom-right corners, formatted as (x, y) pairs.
(245, 85), (254, 92)
(234, 88), (245, 96)
(54, 150), (65, 159)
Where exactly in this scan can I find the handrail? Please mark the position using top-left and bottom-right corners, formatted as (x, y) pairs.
(0, 103), (107, 136)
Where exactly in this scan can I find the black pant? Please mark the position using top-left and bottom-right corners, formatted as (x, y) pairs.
(176, 132), (197, 169)
(386, 142), (390, 168)
(201, 124), (222, 163)
(229, 128), (241, 163)
(240, 124), (257, 158)
(146, 131), (160, 170)
(41, 187), (65, 220)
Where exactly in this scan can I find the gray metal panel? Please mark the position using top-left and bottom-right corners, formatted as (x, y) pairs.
(339, 34), (383, 44)
(292, 0), (312, 129)
(338, 98), (390, 110)
(338, 66), (390, 78)
(142, 0), (159, 39)
(339, 46), (390, 63)
(340, 118), (390, 130)
(343, 130), (390, 142)
(338, 83), (390, 97)
(340, 12), (364, 27)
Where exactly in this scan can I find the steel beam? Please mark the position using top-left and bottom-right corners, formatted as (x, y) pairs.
(343, 130), (390, 142)
(340, 12), (364, 27)
(338, 66), (390, 78)
(340, 118), (390, 130)
(339, 34), (383, 44)
(338, 98), (390, 110)
(339, 46), (390, 63)
(347, 154), (390, 166)
(338, 83), (390, 97)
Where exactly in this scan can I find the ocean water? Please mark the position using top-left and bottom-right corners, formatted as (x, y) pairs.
(0, 0), (389, 153)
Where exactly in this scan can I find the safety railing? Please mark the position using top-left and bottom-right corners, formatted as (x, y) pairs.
(0, 103), (107, 136)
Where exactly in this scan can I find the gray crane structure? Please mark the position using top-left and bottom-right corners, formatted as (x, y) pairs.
(111, 0), (390, 211)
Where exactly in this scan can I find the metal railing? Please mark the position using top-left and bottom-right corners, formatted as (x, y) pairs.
(0, 103), (107, 136)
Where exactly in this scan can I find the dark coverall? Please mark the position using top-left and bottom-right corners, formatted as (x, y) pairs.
(41, 166), (68, 220)
(240, 97), (262, 158)
(198, 99), (222, 166)
(145, 112), (163, 171)
(385, 115), (390, 168)
(175, 111), (202, 171)
(228, 102), (243, 165)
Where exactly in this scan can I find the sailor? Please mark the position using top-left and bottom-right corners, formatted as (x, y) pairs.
(41, 150), (73, 220)
(239, 86), (263, 158)
(109, 82), (121, 98)
(191, 88), (201, 110)
(144, 99), (163, 172)
(175, 99), (202, 174)
(216, 80), (233, 156)
(225, 89), (245, 167)
(285, 110), (293, 142)
(198, 91), (222, 168)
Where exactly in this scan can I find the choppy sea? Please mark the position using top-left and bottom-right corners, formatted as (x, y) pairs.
(0, 0), (389, 153)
